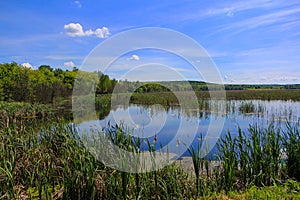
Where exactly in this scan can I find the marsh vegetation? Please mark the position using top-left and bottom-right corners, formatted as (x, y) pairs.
(1, 62), (300, 199)
(1, 100), (300, 199)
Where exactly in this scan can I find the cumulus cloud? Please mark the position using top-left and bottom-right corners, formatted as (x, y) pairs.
(130, 54), (140, 61)
(64, 61), (76, 68)
(64, 23), (110, 38)
(21, 62), (34, 69)
(94, 27), (110, 38)
(64, 23), (84, 37)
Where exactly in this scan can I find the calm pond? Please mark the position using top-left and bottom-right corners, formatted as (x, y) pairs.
(76, 100), (300, 158)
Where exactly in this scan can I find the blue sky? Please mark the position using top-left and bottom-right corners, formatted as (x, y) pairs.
(1, 0), (300, 84)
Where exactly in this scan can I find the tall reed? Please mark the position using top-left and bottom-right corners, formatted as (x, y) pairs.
(217, 123), (283, 193)
(217, 131), (237, 193)
(283, 123), (300, 181)
(1, 113), (299, 199)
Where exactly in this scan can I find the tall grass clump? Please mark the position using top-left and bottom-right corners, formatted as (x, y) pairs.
(217, 131), (237, 193)
(282, 123), (300, 181)
(97, 124), (199, 199)
(1, 117), (201, 199)
(0, 120), (103, 199)
(0, 101), (54, 128)
(1, 104), (299, 199)
(186, 141), (203, 196)
(238, 101), (255, 114)
(185, 134), (220, 197)
(217, 123), (282, 193)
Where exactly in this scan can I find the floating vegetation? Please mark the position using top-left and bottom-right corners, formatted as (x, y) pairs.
(239, 102), (256, 114)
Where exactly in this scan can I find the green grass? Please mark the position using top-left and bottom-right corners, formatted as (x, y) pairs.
(215, 122), (300, 193)
(0, 101), (53, 119)
(200, 181), (300, 199)
(128, 90), (300, 103)
(96, 89), (300, 110)
(227, 180), (300, 199)
(283, 123), (300, 181)
(0, 119), (197, 199)
(238, 102), (255, 113)
(1, 104), (300, 199)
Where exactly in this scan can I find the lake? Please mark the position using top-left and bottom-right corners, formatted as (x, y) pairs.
(76, 99), (300, 158)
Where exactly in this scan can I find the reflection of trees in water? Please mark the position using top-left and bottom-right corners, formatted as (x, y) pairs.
(71, 94), (300, 124)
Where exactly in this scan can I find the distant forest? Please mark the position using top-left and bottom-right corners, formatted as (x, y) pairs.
(1, 62), (300, 103)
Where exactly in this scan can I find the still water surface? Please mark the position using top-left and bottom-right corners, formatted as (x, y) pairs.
(77, 100), (300, 157)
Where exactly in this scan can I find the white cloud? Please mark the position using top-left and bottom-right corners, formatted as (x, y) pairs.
(21, 62), (34, 69)
(64, 61), (76, 68)
(94, 27), (110, 38)
(130, 54), (140, 61)
(74, 1), (82, 8)
(64, 23), (84, 37)
(64, 23), (110, 38)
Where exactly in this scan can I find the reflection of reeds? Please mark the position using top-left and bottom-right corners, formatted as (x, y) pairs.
(96, 93), (300, 124)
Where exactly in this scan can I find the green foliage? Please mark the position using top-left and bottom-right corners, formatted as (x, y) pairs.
(1, 115), (300, 199)
(0, 119), (199, 199)
(0, 62), (77, 103)
(282, 123), (300, 181)
(216, 123), (299, 194)
(0, 62), (117, 103)
(2, 62), (300, 106)
(239, 102), (255, 113)
(96, 74), (117, 94)
(130, 92), (179, 106)
(224, 89), (300, 101)
(217, 131), (237, 193)
(0, 101), (54, 128)
(243, 182), (300, 199)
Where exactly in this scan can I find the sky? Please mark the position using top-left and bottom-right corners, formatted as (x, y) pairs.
(1, 0), (300, 84)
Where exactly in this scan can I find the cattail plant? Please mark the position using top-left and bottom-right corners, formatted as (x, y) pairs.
(217, 131), (237, 193)
(283, 122), (300, 181)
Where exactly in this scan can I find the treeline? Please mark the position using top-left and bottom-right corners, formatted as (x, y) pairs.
(0, 62), (118, 103)
(0, 62), (77, 103)
(132, 81), (300, 92)
(0, 62), (204, 104)
(225, 84), (300, 90)
(1, 62), (300, 104)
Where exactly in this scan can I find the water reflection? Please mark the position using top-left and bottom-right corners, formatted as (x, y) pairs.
(77, 100), (300, 157)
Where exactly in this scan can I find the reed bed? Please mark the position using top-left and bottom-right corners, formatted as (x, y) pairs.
(216, 122), (300, 194)
(0, 102), (54, 127)
(1, 115), (299, 199)
(0, 120), (196, 199)
(125, 89), (300, 102)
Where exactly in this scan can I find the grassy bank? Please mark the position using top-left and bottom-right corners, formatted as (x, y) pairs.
(1, 114), (299, 199)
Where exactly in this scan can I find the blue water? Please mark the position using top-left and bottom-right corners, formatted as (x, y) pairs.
(77, 100), (300, 158)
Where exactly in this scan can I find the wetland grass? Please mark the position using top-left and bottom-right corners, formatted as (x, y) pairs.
(0, 119), (197, 199)
(1, 107), (300, 199)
